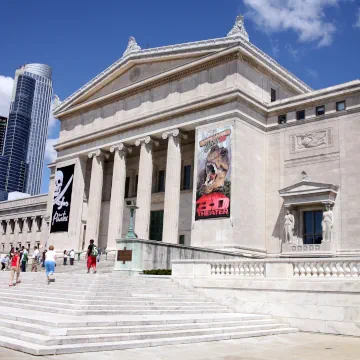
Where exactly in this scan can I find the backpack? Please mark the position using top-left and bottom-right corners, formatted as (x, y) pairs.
(22, 252), (28, 263)
(91, 245), (98, 257)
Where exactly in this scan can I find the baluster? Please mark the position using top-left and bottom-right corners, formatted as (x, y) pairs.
(235, 263), (240, 276)
(240, 264), (245, 276)
(311, 263), (318, 277)
(331, 262), (338, 277)
(255, 263), (260, 277)
(344, 262), (351, 277)
(249, 263), (255, 277)
(337, 262), (344, 277)
(351, 262), (359, 277)
(324, 262), (331, 277)
(299, 263), (306, 277)
(293, 263), (300, 277)
(260, 264), (265, 277)
(220, 264), (225, 275)
(211, 264), (215, 275)
(305, 263), (312, 276)
(214, 264), (219, 275)
(244, 264), (250, 277)
(224, 264), (229, 275)
(318, 263), (325, 277)
(229, 264), (234, 275)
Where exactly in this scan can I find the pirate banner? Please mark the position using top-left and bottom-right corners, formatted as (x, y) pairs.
(50, 164), (75, 233)
(196, 126), (232, 220)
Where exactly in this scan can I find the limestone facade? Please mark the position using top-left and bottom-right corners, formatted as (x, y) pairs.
(1, 17), (360, 258)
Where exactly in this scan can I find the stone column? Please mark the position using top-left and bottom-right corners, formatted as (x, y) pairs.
(135, 136), (154, 239)
(162, 129), (182, 243)
(107, 143), (130, 250)
(5, 220), (11, 251)
(85, 149), (105, 245)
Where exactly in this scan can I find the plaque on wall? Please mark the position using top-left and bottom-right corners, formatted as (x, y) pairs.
(50, 164), (75, 233)
(117, 247), (133, 264)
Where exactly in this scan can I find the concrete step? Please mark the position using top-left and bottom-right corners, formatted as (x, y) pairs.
(0, 318), (280, 336)
(0, 327), (298, 356)
(0, 323), (291, 345)
(0, 301), (231, 315)
(0, 292), (214, 305)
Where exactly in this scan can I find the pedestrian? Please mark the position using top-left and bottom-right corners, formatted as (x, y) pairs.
(9, 247), (14, 260)
(45, 245), (56, 284)
(69, 249), (75, 266)
(42, 249), (47, 268)
(9, 249), (21, 286)
(31, 246), (39, 272)
(63, 250), (68, 265)
(86, 239), (98, 274)
(1, 255), (9, 270)
(20, 246), (28, 272)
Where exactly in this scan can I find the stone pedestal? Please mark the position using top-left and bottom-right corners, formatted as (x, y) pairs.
(162, 129), (182, 244)
(135, 137), (153, 239)
(107, 144), (128, 250)
(86, 150), (105, 245)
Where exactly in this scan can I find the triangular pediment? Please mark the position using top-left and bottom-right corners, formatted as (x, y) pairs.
(81, 57), (202, 104)
(279, 181), (339, 196)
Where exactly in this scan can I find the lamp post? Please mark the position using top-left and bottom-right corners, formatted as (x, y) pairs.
(125, 203), (138, 239)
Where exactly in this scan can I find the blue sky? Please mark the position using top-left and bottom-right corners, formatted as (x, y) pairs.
(0, 0), (359, 193)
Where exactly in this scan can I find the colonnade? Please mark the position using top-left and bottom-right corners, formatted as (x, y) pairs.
(85, 128), (185, 249)
(0, 215), (46, 253)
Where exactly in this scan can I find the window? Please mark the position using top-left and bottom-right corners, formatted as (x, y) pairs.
(183, 165), (191, 190)
(316, 105), (325, 116)
(278, 114), (287, 124)
(271, 88), (276, 102)
(124, 177), (130, 198)
(134, 175), (138, 196)
(296, 110), (305, 121)
(303, 210), (323, 245)
(158, 170), (165, 192)
(179, 235), (185, 245)
(336, 100), (346, 112)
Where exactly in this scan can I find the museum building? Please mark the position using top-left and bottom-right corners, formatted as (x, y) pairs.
(1, 16), (360, 259)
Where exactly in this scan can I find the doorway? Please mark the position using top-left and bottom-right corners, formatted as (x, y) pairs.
(150, 210), (164, 241)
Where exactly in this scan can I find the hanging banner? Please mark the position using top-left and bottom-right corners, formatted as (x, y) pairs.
(50, 164), (75, 233)
(195, 126), (232, 220)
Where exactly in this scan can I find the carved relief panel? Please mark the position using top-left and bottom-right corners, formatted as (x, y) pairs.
(291, 128), (333, 153)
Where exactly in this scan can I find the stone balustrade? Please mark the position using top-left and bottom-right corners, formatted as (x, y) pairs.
(293, 261), (360, 277)
(173, 258), (360, 280)
(210, 262), (265, 277)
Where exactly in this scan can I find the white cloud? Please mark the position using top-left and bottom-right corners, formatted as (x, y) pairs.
(48, 101), (59, 132)
(355, 7), (360, 27)
(270, 39), (280, 57)
(285, 43), (303, 61)
(306, 68), (319, 78)
(244, 0), (343, 47)
(0, 75), (14, 117)
(44, 138), (58, 163)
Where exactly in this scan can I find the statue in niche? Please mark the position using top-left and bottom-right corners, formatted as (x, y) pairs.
(322, 205), (333, 242)
(284, 210), (295, 243)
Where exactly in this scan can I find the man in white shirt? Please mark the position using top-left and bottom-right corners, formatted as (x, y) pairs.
(31, 246), (40, 272)
(69, 249), (75, 266)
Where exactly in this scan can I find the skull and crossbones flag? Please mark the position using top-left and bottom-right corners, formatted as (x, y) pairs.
(50, 164), (75, 233)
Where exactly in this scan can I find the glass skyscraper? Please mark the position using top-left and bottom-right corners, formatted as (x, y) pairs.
(0, 74), (35, 201)
(0, 116), (7, 155)
(0, 64), (53, 201)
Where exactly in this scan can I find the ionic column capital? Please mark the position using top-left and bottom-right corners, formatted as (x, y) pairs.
(162, 128), (188, 140)
(110, 143), (132, 155)
(135, 136), (159, 147)
(88, 149), (105, 159)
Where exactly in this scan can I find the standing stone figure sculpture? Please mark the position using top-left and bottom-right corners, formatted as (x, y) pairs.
(284, 210), (295, 243)
(322, 205), (333, 242)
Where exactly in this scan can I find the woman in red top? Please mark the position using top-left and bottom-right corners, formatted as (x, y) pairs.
(9, 249), (21, 286)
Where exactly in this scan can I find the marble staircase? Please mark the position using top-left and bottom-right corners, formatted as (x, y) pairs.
(0, 272), (297, 355)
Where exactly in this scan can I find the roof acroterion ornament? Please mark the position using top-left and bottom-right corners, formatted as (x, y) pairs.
(227, 15), (249, 41)
(123, 36), (141, 57)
